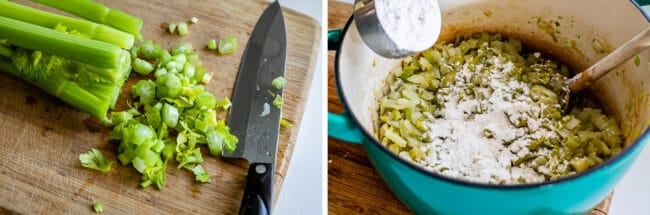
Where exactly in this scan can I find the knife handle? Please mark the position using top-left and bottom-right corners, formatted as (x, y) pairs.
(239, 162), (274, 215)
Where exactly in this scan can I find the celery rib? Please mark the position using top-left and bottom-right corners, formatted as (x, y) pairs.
(0, 59), (111, 122)
(0, 45), (13, 58)
(0, 16), (128, 69)
(0, 0), (134, 49)
(30, 0), (143, 39)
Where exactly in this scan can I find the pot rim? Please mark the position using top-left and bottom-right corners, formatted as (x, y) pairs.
(334, 1), (650, 190)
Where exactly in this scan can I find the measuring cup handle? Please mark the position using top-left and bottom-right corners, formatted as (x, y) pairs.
(328, 29), (343, 51)
(328, 112), (364, 144)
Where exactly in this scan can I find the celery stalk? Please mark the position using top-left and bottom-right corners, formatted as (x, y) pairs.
(29, 0), (143, 39)
(0, 16), (128, 69)
(0, 45), (13, 58)
(0, 59), (112, 122)
(0, 0), (134, 49)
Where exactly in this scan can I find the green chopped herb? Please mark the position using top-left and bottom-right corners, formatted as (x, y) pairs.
(634, 56), (641, 66)
(79, 148), (113, 173)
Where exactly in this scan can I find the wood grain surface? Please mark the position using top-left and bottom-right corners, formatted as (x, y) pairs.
(326, 1), (612, 214)
(0, 0), (320, 214)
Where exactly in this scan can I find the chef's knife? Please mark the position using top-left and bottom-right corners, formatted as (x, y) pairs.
(222, 1), (286, 215)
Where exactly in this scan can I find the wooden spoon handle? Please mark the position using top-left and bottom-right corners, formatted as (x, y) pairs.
(568, 27), (650, 91)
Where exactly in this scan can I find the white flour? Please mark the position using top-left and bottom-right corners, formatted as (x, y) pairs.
(420, 56), (559, 184)
(375, 0), (441, 52)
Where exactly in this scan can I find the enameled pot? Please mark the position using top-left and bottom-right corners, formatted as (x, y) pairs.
(328, 0), (650, 214)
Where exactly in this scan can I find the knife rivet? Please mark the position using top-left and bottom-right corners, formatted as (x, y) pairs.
(255, 164), (267, 174)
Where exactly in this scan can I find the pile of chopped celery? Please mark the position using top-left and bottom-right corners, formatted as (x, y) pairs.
(377, 32), (624, 181)
(0, 0), (141, 122)
(111, 41), (238, 189)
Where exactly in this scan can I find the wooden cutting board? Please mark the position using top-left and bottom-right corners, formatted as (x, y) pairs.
(0, 0), (320, 214)
(326, 1), (612, 214)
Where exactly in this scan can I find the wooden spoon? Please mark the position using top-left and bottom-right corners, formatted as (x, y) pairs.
(562, 27), (650, 112)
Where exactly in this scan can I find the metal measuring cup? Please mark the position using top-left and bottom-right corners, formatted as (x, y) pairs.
(353, 0), (441, 58)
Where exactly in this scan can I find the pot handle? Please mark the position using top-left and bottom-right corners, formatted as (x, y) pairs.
(327, 28), (364, 144)
(328, 29), (343, 51)
(328, 112), (364, 144)
(636, 0), (650, 6)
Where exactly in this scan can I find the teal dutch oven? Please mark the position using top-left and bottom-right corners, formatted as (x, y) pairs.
(328, 0), (650, 214)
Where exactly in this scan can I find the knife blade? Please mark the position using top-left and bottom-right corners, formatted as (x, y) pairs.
(222, 1), (286, 215)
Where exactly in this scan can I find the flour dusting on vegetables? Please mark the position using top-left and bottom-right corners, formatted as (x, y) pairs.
(377, 33), (624, 184)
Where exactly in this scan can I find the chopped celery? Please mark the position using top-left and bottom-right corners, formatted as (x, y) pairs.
(208, 39), (217, 50)
(132, 80), (156, 106)
(206, 129), (224, 156)
(280, 118), (294, 128)
(196, 91), (217, 109)
(215, 98), (232, 110)
(172, 42), (193, 55)
(187, 53), (199, 64)
(162, 103), (179, 128)
(190, 17), (199, 24)
(220, 122), (239, 153)
(79, 148), (113, 173)
(377, 32), (624, 183)
(156, 73), (182, 99)
(177, 22), (188, 36)
(107, 40), (238, 189)
(138, 41), (163, 60)
(192, 165), (211, 183)
(218, 36), (238, 55)
(272, 76), (285, 89)
(273, 95), (283, 109)
(93, 201), (103, 213)
(133, 58), (154, 75)
(168, 22), (177, 34)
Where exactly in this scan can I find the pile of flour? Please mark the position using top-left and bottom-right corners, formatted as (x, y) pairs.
(419, 57), (559, 184)
(375, 0), (441, 52)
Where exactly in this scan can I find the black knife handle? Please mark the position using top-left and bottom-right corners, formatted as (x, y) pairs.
(239, 162), (274, 215)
